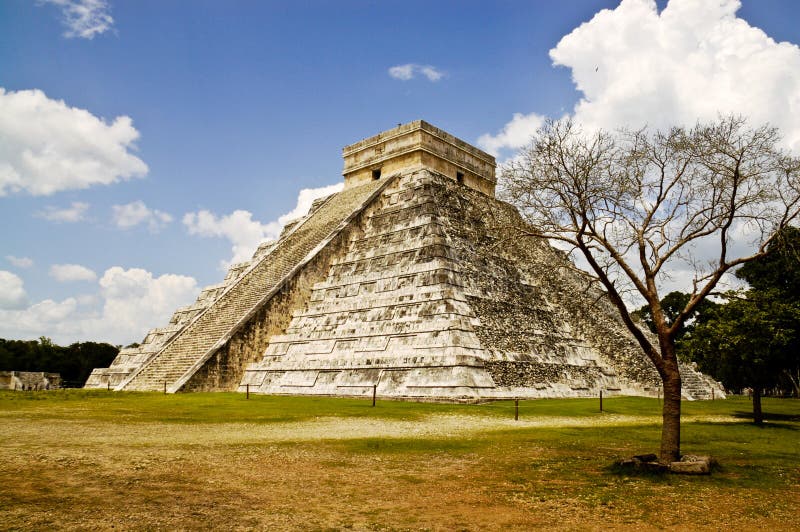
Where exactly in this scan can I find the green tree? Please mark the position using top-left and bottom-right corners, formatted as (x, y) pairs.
(685, 291), (799, 424)
(736, 226), (800, 396)
(0, 338), (118, 386)
(63, 342), (118, 385)
(736, 226), (800, 302)
(633, 291), (718, 352)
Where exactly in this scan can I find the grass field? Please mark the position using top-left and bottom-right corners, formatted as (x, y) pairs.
(1, 391), (798, 530)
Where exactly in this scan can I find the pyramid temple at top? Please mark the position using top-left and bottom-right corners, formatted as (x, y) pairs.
(86, 121), (723, 401)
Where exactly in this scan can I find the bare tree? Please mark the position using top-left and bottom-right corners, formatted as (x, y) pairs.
(502, 116), (800, 462)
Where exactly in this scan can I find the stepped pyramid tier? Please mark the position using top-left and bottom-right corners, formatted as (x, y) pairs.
(84, 260), (257, 389)
(85, 280), (237, 389)
(87, 120), (724, 400)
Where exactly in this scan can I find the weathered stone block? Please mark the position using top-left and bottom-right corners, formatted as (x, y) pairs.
(670, 455), (714, 475)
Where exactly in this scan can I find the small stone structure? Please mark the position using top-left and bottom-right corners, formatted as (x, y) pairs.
(342, 120), (496, 195)
(0, 371), (61, 391)
(86, 121), (725, 401)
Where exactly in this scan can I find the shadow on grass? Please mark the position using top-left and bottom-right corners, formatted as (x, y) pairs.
(684, 420), (799, 436)
(731, 411), (800, 423)
(605, 460), (723, 480)
(605, 461), (670, 480)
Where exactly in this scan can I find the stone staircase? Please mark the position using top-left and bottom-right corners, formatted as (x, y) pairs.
(85, 237), (283, 389)
(120, 178), (390, 392)
(680, 362), (726, 400)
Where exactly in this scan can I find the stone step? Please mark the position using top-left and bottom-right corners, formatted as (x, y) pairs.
(121, 178), (390, 392)
(679, 362), (723, 400)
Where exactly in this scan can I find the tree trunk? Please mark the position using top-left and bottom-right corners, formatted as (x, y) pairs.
(753, 387), (763, 425)
(660, 359), (682, 463)
(784, 368), (800, 398)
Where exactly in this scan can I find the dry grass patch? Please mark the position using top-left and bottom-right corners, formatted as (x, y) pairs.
(0, 392), (798, 530)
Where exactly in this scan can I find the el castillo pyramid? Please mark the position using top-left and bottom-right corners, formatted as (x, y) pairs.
(86, 121), (723, 401)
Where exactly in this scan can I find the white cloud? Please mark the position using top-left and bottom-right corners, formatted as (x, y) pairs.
(41, 0), (114, 39)
(278, 183), (343, 225)
(0, 298), (80, 337)
(183, 183), (343, 269)
(50, 263), (98, 282)
(608, 1), (794, 144)
(477, 112), (547, 159)
(183, 210), (281, 268)
(388, 64), (415, 81)
(485, 0), (800, 153)
(550, 0), (800, 150)
(0, 267), (198, 345)
(0, 271), (28, 310)
(388, 64), (445, 82)
(112, 200), (173, 232)
(92, 267), (198, 343)
(6, 256), (33, 269)
(0, 88), (148, 196)
(36, 201), (89, 223)
(419, 65), (444, 82)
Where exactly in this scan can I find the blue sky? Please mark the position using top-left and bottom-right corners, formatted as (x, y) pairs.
(1, 0), (799, 345)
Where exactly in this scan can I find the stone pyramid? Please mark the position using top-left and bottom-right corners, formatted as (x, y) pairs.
(87, 121), (723, 401)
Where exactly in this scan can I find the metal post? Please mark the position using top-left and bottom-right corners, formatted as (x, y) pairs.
(107, 381), (110, 391)
(600, 389), (603, 412)
(514, 398), (519, 421)
(711, 388), (715, 401)
(164, 380), (167, 394)
(246, 383), (250, 400)
(372, 384), (377, 407)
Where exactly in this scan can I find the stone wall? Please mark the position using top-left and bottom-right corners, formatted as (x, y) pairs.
(427, 172), (662, 397)
(0, 371), (61, 390)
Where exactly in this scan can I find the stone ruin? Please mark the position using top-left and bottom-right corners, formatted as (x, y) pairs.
(1, 371), (61, 391)
(86, 120), (724, 401)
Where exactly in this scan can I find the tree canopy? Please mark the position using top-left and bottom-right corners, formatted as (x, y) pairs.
(682, 226), (800, 422)
(0, 337), (118, 386)
(684, 292), (797, 421)
(736, 226), (800, 301)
